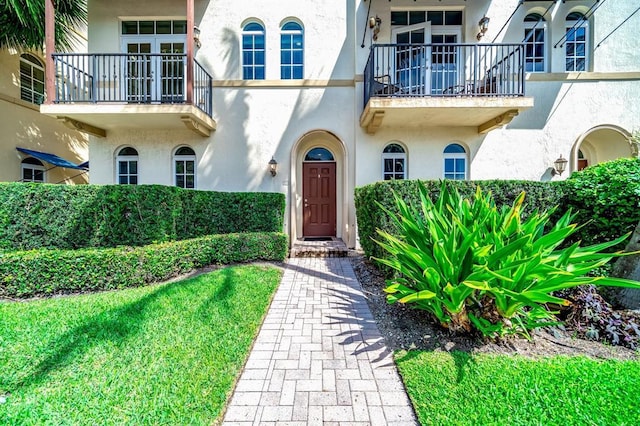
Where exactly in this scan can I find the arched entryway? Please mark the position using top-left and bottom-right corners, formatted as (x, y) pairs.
(290, 130), (347, 242)
(571, 125), (636, 172)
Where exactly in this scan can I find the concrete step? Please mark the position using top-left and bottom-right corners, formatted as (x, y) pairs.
(290, 237), (349, 258)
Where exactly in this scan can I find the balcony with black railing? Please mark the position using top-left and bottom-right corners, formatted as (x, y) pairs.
(41, 53), (216, 137)
(361, 43), (534, 134)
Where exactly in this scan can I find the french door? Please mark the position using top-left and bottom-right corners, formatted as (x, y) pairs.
(123, 38), (185, 103)
(392, 23), (431, 95)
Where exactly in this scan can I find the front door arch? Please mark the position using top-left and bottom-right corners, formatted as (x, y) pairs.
(571, 125), (636, 172)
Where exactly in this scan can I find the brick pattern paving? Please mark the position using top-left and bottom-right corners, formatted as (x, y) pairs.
(222, 257), (417, 425)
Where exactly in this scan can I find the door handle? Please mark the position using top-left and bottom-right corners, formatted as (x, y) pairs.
(304, 198), (308, 208)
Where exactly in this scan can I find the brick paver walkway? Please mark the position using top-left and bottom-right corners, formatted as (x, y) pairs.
(222, 257), (417, 425)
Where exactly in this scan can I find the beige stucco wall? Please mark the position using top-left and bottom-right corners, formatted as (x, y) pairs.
(0, 49), (88, 184)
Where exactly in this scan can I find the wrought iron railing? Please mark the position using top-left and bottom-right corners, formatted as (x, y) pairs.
(52, 53), (213, 118)
(364, 43), (526, 105)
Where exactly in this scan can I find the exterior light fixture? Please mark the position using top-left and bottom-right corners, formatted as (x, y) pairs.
(552, 155), (568, 176)
(369, 15), (382, 41)
(269, 157), (278, 177)
(476, 16), (490, 41)
(194, 26), (202, 48)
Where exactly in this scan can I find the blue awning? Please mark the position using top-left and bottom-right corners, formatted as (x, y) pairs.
(17, 147), (88, 171)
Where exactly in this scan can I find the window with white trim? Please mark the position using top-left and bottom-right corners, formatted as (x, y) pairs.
(117, 147), (139, 185)
(21, 157), (45, 182)
(443, 143), (467, 180)
(524, 13), (547, 73)
(565, 12), (588, 72)
(174, 146), (196, 188)
(242, 22), (265, 80)
(20, 54), (45, 105)
(382, 143), (406, 180)
(281, 21), (303, 79)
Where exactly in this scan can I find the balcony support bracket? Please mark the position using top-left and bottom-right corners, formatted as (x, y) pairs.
(181, 116), (211, 137)
(57, 117), (106, 138)
(366, 111), (385, 134)
(478, 109), (519, 134)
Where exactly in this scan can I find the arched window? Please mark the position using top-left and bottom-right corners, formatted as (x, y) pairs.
(565, 12), (588, 72)
(20, 54), (45, 105)
(304, 147), (334, 161)
(443, 143), (467, 180)
(524, 13), (547, 73)
(281, 21), (303, 79)
(242, 22), (265, 80)
(116, 147), (138, 185)
(174, 146), (196, 188)
(382, 143), (406, 180)
(21, 157), (45, 182)
(577, 149), (589, 171)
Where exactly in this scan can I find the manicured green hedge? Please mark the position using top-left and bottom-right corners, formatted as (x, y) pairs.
(0, 183), (285, 250)
(0, 232), (288, 298)
(355, 179), (565, 261)
(563, 158), (640, 247)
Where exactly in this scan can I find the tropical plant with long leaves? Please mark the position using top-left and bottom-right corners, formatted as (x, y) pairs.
(374, 181), (640, 337)
(0, 0), (87, 51)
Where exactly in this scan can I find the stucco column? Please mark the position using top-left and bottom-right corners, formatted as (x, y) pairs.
(45, 0), (55, 105)
(186, 0), (194, 104)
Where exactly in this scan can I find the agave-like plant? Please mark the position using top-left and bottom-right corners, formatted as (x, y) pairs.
(0, 0), (87, 51)
(374, 181), (640, 337)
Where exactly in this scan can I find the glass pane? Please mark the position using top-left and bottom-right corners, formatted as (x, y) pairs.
(119, 161), (128, 174)
(576, 44), (585, 56)
(129, 161), (138, 174)
(409, 11), (426, 25)
(410, 31), (424, 44)
(391, 12), (408, 26)
(157, 21), (171, 34)
(384, 144), (405, 153)
(176, 175), (185, 188)
(535, 30), (545, 43)
(176, 161), (184, 174)
(566, 43), (575, 57)
(139, 21), (154, 34)
(384, 174), (393, 181)
(445, 11), (463, 26)
(305, 147), (334, 161)
(34, 170), (44, 181)
(243, 51), (253, 65)
(396, 33), (409, 44)
(242, 35), (253, 49)
(281, 35), (292, 49)
(566, 58), (574, 71)
(130, 176), (138, 185)
(243, 67), (252, 79)
(444, 144), (465, 154)
(455, 158), (465, 172)
(281, 51), (291, 64)
(186, 161), (194, 173)
(394, 173), (404, 180)
(173, 21), (187, 34)
(255, 51), (265, 65)
(576, 27), (586, 41)
(244, 23), (263, 32)
(394, 159), (404, 173)
(186, 176), (195, 188)
(255, 67), (265, 79)
(534, 59), (544, 72)
(427, 11), (443, 25)
(255, 35), (265, 49)
(384, 159), (393, 173)
(281, 66), (291, 79)
(576, 58), (585, 71)
(293, 50), (303, 64)
(122, 21), (138, 35)
(292, 66), (303, 79)
(282, 22), (302, 31)
(119, 176), (128, 184)
(535, 44), (544, 57)
(566, 28), (575, 42)
(444, 159), (454, 173)
(292, 34), (303, 48)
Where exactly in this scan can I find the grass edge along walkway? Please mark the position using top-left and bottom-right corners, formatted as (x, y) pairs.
(0, 264), (282, 425)
(395, 350), (640, 426)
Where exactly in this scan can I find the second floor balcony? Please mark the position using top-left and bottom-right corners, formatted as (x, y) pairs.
(41, 53), (216, 137)
(361, 43), (534, 134)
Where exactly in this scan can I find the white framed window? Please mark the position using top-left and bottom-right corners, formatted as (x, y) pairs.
(116, 147), (139, 185)
(565, 12), (588, 72)
(174, 146), (196, 188)
(524, 13), (547, 73)
(21, 157), (45, 182)
(281, 21), (303, 80)
(382, 143), (407, 180)
(242, 22), (265, 80)
(20, 54), (45, 105)
(443, 143), (467, 180)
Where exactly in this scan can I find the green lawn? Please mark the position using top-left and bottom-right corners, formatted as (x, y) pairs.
(0, 264), (281, 425)
(396, 350), (640, 426)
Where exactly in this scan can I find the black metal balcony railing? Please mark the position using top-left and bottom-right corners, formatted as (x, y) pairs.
(364, 43), (526, 105)
(52, 53), (213, 118)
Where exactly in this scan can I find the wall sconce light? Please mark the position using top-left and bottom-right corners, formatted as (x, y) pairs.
(369, 15), (382, 41)
(552, 154), (568, 176)
(476, 16), (490, 41)
(269, 157), (278, 177)
(194, 26), (202, 49)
